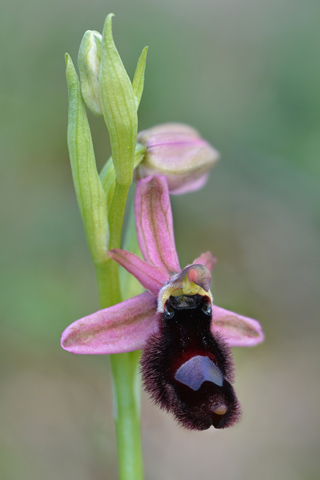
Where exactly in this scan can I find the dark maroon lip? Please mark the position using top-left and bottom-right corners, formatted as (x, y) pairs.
(140, 291), (241, 430)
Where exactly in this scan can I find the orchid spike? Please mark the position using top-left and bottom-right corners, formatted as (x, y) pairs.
(61, 175), (263, 353)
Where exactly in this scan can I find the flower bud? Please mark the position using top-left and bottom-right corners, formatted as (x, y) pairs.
(78, 30), (103, 116)
(135, 123), (220, 194)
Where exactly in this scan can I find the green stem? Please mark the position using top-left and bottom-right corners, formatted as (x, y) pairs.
(96, 260), (121, 308)
(95, 180), (131, 309)
(95, 180), (144, 480)
(110, 353), (144, 480)
(108, 181), (130, 250)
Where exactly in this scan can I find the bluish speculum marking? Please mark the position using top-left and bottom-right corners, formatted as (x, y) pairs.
(174, 355), (224, 390)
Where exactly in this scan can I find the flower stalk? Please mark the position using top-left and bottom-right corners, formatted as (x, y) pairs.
(65, 13), (148, 479)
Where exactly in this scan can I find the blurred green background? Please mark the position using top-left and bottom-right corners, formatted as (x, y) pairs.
(1, 0), (320, 479)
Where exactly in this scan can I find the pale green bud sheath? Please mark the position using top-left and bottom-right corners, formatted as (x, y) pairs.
(78, 30), (103, 116)
(99, 14), (148, 271)
(99, 14), (137, 186)
(65, 53), (109, 266)
(99, 42), (148, 212)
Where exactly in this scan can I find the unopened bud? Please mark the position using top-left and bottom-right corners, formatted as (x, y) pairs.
(135, 123), (220, 194)
(78, 30), (103, 116)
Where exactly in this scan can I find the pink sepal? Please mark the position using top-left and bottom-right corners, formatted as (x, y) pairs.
(211, 305), (264, 347)
(109, 249), (169, 296)
(135, 175), (181, 275)
(61, 292), (158, 354)
(192, 251), (217, 272)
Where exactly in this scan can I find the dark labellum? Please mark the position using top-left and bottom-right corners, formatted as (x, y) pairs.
(141, 294), (241, 430)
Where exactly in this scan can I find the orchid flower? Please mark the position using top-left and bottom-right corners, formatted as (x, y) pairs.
(61, 175), (264, 429)
(135, 123), (220, 194)
(61, 175), (263, 354)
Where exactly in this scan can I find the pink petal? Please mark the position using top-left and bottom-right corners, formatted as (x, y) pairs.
(169, 173), (209, 195)
(61, 292), (158, 354)
(109, 249), (170, 296)
(135, 175), (181, 274)
(192, 251), (217, 272)
(211, 305), (264, 347)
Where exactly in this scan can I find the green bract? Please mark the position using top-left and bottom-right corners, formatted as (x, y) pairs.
(132, 46), (148, 109)
(65, 54), (109, 265)
(99, 14), (138, 186)
(78, 30), (103, 116)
